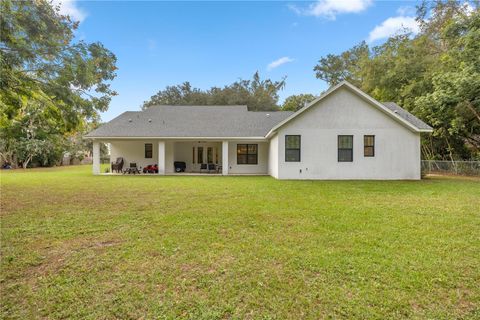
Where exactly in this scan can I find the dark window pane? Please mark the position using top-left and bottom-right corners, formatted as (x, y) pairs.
(247, 154), (257, 164)
(237, 154), (247, 164)
(237, 144), (258, 165)
(364, 135), (374, 146)
(364, 135), (375, 157)
(338, 149), (353, 162)
(286, 135), (300, 149)
(338, 136), (353, 148)
(207, 147), (213, 163)
(286, 149), (300, 162)
(145, 144), (153, 158)
(198, 147), (204, 164)
(364, 146), (374, 157)
(285, 135), (301, 162)
(237, 144), (247, 155)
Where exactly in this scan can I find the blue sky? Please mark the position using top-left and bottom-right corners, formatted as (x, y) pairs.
(59, 0), (421, 121)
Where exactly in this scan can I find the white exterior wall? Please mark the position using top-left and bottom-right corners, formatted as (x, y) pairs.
(275, 87), (421, 180)
(227, 141), (268, 174)
(268, 134), (279, 178)
(172, 142), (194, 172)
(173, 141), (222, 172)
(109, 140), (159, 170)
(110, 140), (225, 174)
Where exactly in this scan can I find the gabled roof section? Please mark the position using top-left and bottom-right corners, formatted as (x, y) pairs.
(266, 81), (433, 138)
(381, 102), (433, 131)
(85, 105), (294, 139)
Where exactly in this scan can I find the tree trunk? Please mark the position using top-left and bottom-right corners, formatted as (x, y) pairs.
(22, 155), (32, 169)
(466, 100), (480, 123)
(445, 137), (457, 174)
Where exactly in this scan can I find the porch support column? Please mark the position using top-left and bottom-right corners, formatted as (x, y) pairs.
(158, 140), (165, 175)
(92, 140), (100, 175)
(222, 141), (229, 175)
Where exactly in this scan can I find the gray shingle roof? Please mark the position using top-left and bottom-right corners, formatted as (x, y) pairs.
(381, 102), (433, 131)
(85, 105), (294, 138)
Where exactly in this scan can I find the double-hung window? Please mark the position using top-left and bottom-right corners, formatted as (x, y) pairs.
(364, 135), (375, 157)
(237, 144), (258, 165)
(338, 135), (353, 162)
(285, 135), (301, 162)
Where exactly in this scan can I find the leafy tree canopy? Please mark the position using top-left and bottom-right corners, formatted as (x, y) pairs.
(0, 0), (117, 167)
(142, 72), (286, 111)
(281, 94), (316, 111)
(313, 0), (479, 160)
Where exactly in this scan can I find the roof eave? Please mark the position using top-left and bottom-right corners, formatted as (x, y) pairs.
(267, 81), (431, 134)
(83, 136), (268, 140)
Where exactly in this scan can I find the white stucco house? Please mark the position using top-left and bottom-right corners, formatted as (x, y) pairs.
(85, 81), (433, 179)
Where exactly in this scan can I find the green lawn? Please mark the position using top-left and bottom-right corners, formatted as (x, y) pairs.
(1, 166), (479, 319)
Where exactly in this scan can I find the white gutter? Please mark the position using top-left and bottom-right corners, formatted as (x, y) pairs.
(84, 136), (268, 141)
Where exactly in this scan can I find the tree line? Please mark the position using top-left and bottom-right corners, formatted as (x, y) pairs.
(311, 1), (480, 161)
(1, 0), (478, 168)
(0, 0), (117, 168)
(142, 1), (479, 161)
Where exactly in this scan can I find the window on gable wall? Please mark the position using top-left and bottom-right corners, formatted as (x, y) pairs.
(285, 135), (301, 162)
(338, 135), (353, 162)
(364, 135), (375, 157)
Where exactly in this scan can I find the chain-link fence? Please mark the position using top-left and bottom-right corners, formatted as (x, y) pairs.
(421, 160), (480, 176)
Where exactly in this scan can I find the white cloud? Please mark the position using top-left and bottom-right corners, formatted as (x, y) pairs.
(52, 0), (87, 22)
(287, 4), (303, 15)
(289, 0), (372, 20)
(267, 57), (294, 71)
(368, 16), (420, 43)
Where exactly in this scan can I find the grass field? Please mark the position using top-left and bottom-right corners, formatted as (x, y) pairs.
(1, 165), (479, 319)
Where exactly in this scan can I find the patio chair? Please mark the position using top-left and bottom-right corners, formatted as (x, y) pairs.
(124, 162), (140, 174)
(208, 163), (216, 173)
(111, 157), (124, 173)
(200, 163), (208, 173)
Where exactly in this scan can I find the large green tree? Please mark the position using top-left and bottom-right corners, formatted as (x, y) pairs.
(142, 72), (286, 111)
(313, 1), (479, 160)
(281, 94), (316, 111)
(0, 0), (117, 167)
(313, 42), (369, 86)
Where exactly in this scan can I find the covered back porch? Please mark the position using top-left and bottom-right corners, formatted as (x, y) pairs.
(92, 139), (269, 176)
